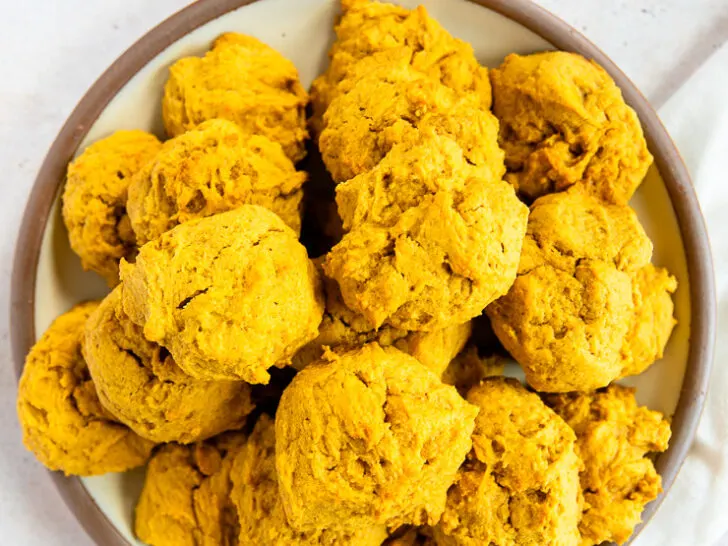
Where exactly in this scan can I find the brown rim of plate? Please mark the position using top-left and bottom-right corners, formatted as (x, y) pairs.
(9, 0), (716, 544)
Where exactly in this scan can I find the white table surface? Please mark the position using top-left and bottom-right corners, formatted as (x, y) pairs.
(1, 0), (726, 544)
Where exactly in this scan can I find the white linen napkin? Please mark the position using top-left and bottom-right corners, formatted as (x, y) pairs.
(637, 42), (728, 546)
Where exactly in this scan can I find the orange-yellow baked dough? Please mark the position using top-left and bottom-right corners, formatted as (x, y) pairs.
(127, 119), (306, 245)
(84, 287), (254, 444)
(310, 0), (490, 138)
(324, 132), (527, 331)
(319, 52), (499, 183)
(434, 378), (582, 546)
(441, 345), (505, 396)
(276, 343), (479, 531)
(545, 385), (671, 546)
(292, 260), (471, 375)
(120, 206), (324, 384)
(62, 130), (162, 286)
(491, 51), (652, 204)
(487, 190), (661, 392)
(620, 264), (677, 377)
(135, 433), (244, 546)
(163, 33), (308, 162)
(230, 415), (388, 545)
(17, 302), (154, 476)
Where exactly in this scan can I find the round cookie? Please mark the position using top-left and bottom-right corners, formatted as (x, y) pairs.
(163, 32), (308, 162)
(127, 119), (306, 245)
(230, 415), (388, 545)
(84, 287), (254, 444)
(324, 132), (528, 331)
(544, 385), (671, 546)
(433, 378), (582, 546)
(120, 205), (324, 384)
(17, 302), (154, 476)
(487, 189), (653, 392)
(310, 0), (490, 138)
(62, 130), (162, 286)
(490, 51), (653, 204)
(275, 343), (479, 531)
(319, 52), (501, 183)
(292, 261), (472, 375)
(135, 433), (244, 546)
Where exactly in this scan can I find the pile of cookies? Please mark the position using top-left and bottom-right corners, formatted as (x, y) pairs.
(17, 1), (677, 545)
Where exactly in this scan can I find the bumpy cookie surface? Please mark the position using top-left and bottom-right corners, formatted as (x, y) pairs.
(135, 433), (244, 546)
(620, 264), (677, 377)
(487, 190), (653, 392)
(18, 302), (154, 476)
(319, 53), (500, 183)
(310, 0), (490, 138)
(230, 415), (388, 545)
(434, 378), (582, 546)
(276, 343), (479, 531)
(491, 51), (652, 204)
(84, 287), (254, 443)
(127, 119), (306, 244)
(120, 206), (324, 384)
(62, 130), (162, 286)
(544, 385), (671, 546)
(163, 33), (308, 162)
(325, 132), (527, 331)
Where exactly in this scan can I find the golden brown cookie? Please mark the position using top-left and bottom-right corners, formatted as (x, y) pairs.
(490, 51), (652, 204)
(17, 302), (154, 476)
(434, 378), (582, 546)
(310, 0), (490, 138)
(84, 287), (254, 443)
(135, 433), (244, 546)
(544, 385), (671, 546)
(62, 130), (162, 286)
(620, 264), (678, 377)
(319, 51), (500, 183)
(127, 119), (306, 245)
(120, 205), (324, 384)
(325, 132), (527, 331)
(163, 33), (308, 162)
(487, 190), (653, 392)
(230, 415), (388, 545)
(291, 261), (471, 375)
(276, 343), (479, 531)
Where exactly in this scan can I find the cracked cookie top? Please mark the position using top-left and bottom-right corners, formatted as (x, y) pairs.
(319, 51), (500, 183)
(163, 33), (308, 162)
(120, 205), (324, 383)
(324, 132), (527, 331)
(275, 343), (479, 531)
(127, 119), (307, 245)
(230, 415), (388, 545)
(84, 287), (254, 443)
(135, 432), (245, 546)
(310, 0), (490, 139)
(17, 301), (155, 475)
(434, 377), (582, 546)
(491, 51), (653, 204)
(487, 190), (654, 392)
